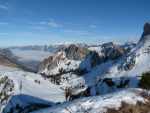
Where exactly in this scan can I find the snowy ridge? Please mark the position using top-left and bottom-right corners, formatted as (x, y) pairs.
(32, 89), (146, 113)
(39, 51), (81, 76)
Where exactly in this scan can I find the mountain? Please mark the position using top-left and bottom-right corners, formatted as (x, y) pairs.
(38, 44), (89, 76)
(7, 44), (88, 72)
(35, 22), (150, 112)
(0, 23), (150, 113)
(0, 49), (18, 68)
(29, 22), (150, 113)
(140, 22), (150, 41)
(38, 40), (137, 94)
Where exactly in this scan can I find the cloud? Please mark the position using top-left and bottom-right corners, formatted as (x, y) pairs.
(30, 19), (62, 29)
(39, 21), (47, 25)
(89, 24), (97, 28)
(48, 20), (62, 28)
(31, 26), (46, 30)
(0, 4), (8, 10)
(64, 29), (90, 36)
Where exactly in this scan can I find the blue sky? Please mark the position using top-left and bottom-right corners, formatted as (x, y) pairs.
(0, 0), (149, 47)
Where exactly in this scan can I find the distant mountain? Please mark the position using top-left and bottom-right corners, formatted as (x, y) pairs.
(8, 43), (88, 53)
(0, 49), (18, 68)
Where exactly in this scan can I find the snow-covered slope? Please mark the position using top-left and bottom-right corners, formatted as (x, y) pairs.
(78, 28), (150, 95)
(31, 89), (147, 113)
(0, 66), (65, 113)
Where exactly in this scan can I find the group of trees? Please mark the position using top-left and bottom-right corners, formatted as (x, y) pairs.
(139, 72), (150, 89)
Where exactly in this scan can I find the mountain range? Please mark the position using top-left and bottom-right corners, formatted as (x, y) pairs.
(0, 23), (150, 113)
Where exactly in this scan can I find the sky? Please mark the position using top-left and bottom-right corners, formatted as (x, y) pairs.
(0, 0), (149, 47)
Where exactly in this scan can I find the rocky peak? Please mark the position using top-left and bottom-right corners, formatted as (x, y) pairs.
(38, 44), (90, 75)
(101, 42), (126, 60)
(80, 51), (105, 71)
(64, 44), (89, 60)
(38, 51), (65, 72)
(139, 22), (150, 43)
(101, 42), (114, 48)
(142, 22), (150, 37)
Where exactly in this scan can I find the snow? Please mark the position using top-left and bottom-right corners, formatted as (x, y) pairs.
(40, 51), (81, 75)
(32, 89), (146, 113)
(106, 35), (150, 78)
(0, 66), (65, 102)
(88, 46), (103, 56)
(44, 60), (80, 75)
(76, 35), (150, 95)
(0, 65), (65, 112)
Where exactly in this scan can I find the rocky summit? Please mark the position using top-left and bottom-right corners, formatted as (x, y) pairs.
(142, 22), (150, 37)
(101, 42), (126, 60)
(139, 22), (150, 43)
(64, 44), (89, 60)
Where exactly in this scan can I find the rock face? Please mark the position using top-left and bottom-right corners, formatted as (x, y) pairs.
(142, 22), (150, 37)
(0, 55), (18, 67)
(0, 76), (14, 112)
(101, 42), (126, 60)
(81, 42), (127, 71)
(0, 49), (18, 67)
(119, 55), (136, 71)
(80, 51), (105, 71)
(64, 44), (89, 60)
(139, 22), (150, 43)
(38, 44), (89, 75)
(0, 49), (14, 59)
(39, 51), (66, 72)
